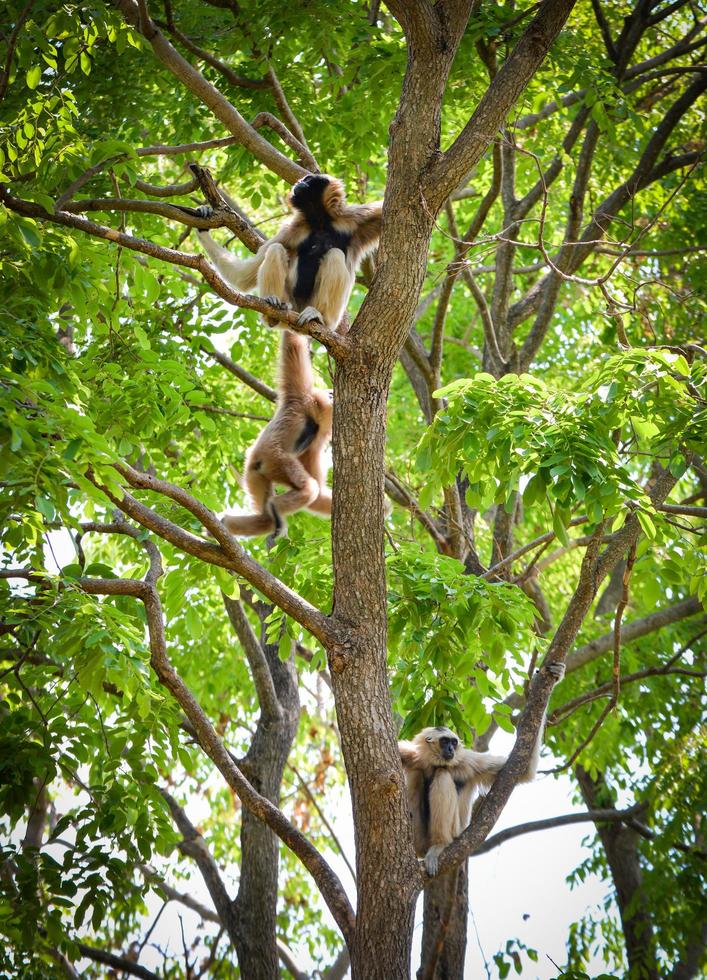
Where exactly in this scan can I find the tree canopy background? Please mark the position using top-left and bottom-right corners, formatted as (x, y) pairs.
(0, 1), (705, 978)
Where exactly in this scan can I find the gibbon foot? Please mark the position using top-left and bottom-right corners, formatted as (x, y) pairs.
(263, 296), (292, 327)
(263, 295), (292, 327)
(547, 661), (566, 681)
(296, 306), (324, 327)
(265, 503), (287, 549)
(263, 295), (291, 312)
(195, 204), (214, 220)
(423, 845), (444, 876)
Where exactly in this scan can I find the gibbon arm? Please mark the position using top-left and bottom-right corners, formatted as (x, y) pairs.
(456, 661), (565, 793)
(348, 201), (383, 263)
(398, 741), (421, 769)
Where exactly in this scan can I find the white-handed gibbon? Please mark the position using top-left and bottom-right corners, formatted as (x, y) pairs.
(399, 662), (565, 875)
(221, 329), (332, 545)
(196, 174), (382, 331)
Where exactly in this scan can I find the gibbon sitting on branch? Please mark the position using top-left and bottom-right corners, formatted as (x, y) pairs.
(196, 173), (382, 331)
(399, 662), (565, 875)
(222, 329), (332, 545)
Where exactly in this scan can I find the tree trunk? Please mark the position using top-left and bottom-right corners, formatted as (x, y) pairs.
(232, 616), (301, 979)
(330, 358), (421, 979)
(576, 766), (659, 980)
(418, 865), (468, 980)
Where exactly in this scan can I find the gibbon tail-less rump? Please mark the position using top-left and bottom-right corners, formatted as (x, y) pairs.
(196, 173), (382, 332)
(399, 662), (565, 875)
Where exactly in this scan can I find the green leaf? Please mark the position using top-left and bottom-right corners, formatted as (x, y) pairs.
(552, 506), (569, 547)
(133, 325), (151, 349)
(35, 495), (56, 521)
(185, 606), (203, 640)
(636, 509), (656, 540)
(61, 564), (83, 579)
(18, 220), (41, 248)
(26, 65), (42, 89)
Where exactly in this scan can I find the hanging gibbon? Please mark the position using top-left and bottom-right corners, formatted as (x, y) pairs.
(399, 662), (565, 875)
(221, 329), (332, 545)
(196, 173), (383, 331)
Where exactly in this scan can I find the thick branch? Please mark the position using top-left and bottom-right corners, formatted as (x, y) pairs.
(76, 567), (354, 942)
(75, 943), (159, 980)
(143, 589), (355, 943)
(429, 0), (578, 204)
(437, 472), (682, 872)
(0, 188), (347, 355)
(133, 176), (198, 197)
(223, 596), (282, 721)
(159, 788), (240, 943)
(113, 0), (305, 182)
(95, 463), (334, 645)
(472, 805), (644, 856)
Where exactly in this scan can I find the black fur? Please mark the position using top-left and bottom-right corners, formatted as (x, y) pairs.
(293, 415), (319, 454)
(267, 499), (283, 535)
(290, 175), (351, 303)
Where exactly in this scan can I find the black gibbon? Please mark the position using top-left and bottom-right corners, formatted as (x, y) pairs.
(222, 329), (332, 545)
(399, 663), (565, 875)
(196, 173), (383, 331)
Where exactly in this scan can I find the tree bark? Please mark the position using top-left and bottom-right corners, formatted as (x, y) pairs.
(230, 607), (301, 979)
(576, 766), (659, 980)
(325, 4), (579, 973)
(418, 865), (468, 980)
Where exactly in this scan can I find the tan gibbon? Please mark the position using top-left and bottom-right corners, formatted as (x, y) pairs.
(399, 663), (564, 875)
(222, 329), (332, 545)
(196, 173), (383, 331)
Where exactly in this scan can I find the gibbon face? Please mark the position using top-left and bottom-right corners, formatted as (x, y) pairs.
(420, 726), (460, 763)
(290, 173), (330, 209)
(289, 173), (346, 218)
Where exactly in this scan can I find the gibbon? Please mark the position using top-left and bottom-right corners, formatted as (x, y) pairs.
(196, 173), (382, 331)
(399, 662), (565, 875)
(221, 329), (332, 545)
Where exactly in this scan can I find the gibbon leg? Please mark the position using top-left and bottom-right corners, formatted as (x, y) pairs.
(222, 510), (277, 537)
(257, 242), (291, 327)
(264, 455), (320, 546)
(425, 769), (459, 875)
(221, 466), (278, 539)
(307, 488), (332, 516)
(271, 474), (320, 516)
(298, 248), (352, 330)
(244, 467), (272, 514)
(297, 445), (331, 516)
